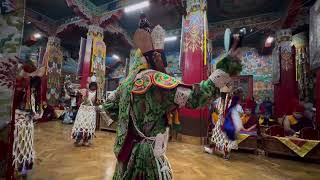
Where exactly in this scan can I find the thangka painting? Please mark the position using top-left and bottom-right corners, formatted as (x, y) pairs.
(166, 51), (182, 79)
(211, 47), (273, 100)
(240, 48), (273, 101)
(91, 35), (106, 100)
(0, 0), (24, 124)
(43, 39), (63, 106)
(310, 3), (320, 70)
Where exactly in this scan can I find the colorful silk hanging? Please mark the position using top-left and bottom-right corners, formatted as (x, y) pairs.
(42, 37), (63, 106)
(91, 33), (106, 101)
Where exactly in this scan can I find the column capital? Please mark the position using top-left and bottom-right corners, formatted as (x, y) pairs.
(47, 36), (61, 46)
(276, 29), (292, 43)
(186, 0), (207, 13)
(88, 25), (104, 36)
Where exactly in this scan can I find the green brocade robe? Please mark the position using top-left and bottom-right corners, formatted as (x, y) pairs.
(102, 68), (220, 180)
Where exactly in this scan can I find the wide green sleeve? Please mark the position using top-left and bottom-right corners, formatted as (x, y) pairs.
(186, 80), (219, 109)
(101, 89), (120, 112)
(165, 69), (230, 110)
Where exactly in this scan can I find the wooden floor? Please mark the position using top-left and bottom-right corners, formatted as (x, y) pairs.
(28, 121), (320, 180)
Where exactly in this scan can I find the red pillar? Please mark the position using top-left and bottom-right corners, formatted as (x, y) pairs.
(180, 1), (208, 138)
(273, 30), (299, 117)
(316, 69), (320, 127)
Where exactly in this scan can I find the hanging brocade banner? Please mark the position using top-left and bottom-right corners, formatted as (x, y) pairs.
(280, 41), (293, 71)
(293, 32), (309, 98)
(90, 30), (106, 101)
(43, 37), (63, 106)
(272, 45), (280, 84)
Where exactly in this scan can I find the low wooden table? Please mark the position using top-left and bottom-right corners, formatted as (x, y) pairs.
(262, 135), (320, 161)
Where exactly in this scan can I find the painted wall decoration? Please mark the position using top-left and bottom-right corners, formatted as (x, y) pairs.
(43, 37), (63, 106)
(0, 0), (24, 124)
(211, 47), (273, 100)
(183, 8), (204, 53)
(91, 34), (106, 100)
(166, 52), (180, 74)
(240, 48), (273, 101)
(310, 3), (320, 70)
(166, 51), (182, 79)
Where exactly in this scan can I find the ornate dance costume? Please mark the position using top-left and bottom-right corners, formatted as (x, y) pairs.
(72, 88), (97, 146)
(101, 15), (242, 179)
(209, 95), (244, 159)
(11, 63), (44, 175)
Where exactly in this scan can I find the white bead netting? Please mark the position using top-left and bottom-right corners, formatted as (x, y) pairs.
(12, 110), (35, 169)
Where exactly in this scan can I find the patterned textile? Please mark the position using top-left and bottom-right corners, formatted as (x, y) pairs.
(275, 137), (320, 157)
(54, 110), (65, 118)
(71, 104), (96, 140)
(43, 37), (63, 106)
(13, 110), (35, 172)
(279, 41), (293, 71)
(91, 33), (106, 100)
(237, 133), (250, 144)
(211, 114), (238, 152)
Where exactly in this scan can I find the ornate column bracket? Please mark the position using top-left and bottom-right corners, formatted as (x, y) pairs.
(56, 16), (88, 35)
(47, 36), (61, 47)
(88, 25), (104, 36)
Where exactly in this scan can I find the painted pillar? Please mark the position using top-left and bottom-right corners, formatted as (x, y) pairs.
(273, 29), (299, 117)
(81, 25), (106, 100)
(180, 0), (209, 138)
(42, 37), (63, 106)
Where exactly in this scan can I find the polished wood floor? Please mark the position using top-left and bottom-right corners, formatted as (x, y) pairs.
(28, 121), (320, 180)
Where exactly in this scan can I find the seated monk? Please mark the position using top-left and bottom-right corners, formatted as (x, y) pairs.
(280, 104), (314, 136)
(241, 108), (257, 132)
(39, 102), (55, 122)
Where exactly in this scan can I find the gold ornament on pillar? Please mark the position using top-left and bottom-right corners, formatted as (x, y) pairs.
(183, 1), (206, 53)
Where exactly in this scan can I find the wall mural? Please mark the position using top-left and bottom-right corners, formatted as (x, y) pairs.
(166, 51), (182, 79)
(212, 47), (273, 101)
